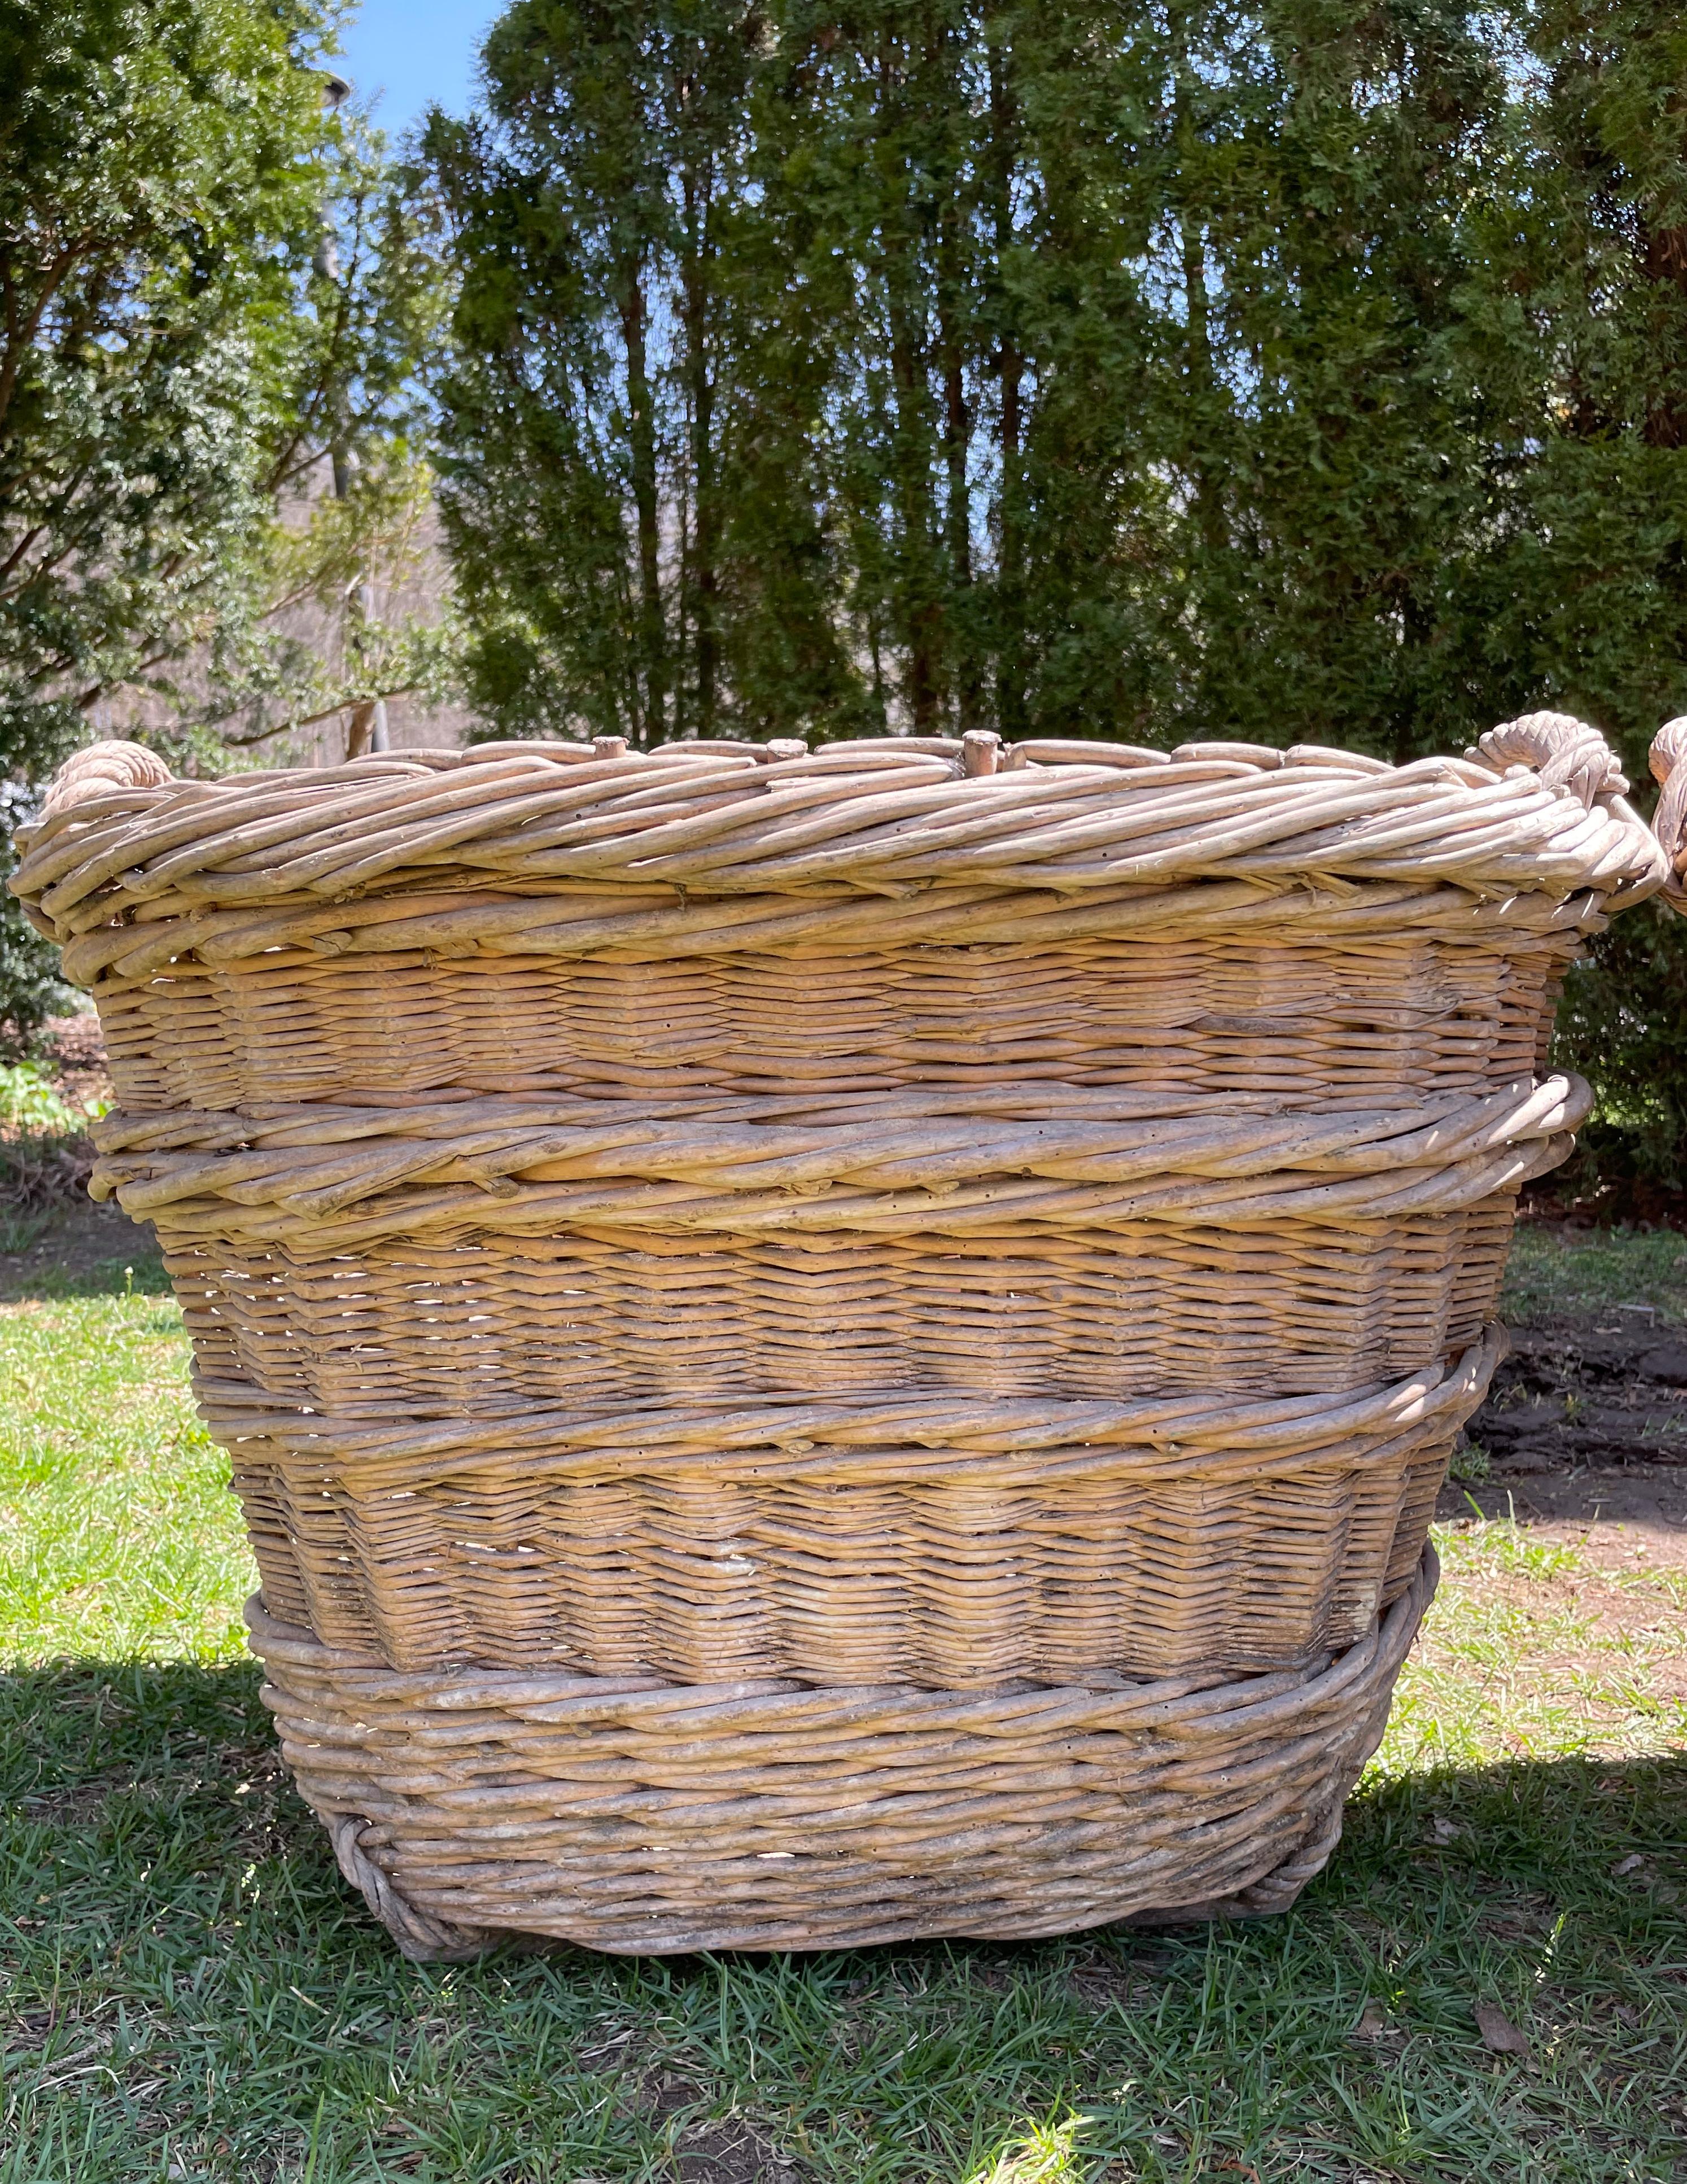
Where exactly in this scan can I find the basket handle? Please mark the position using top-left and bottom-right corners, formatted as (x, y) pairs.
(40, 739), (173, 820)
(1650, 717), (1687, 904)
(1472, 710), (1629, 807)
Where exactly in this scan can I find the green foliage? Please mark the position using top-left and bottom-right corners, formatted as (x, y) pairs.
(1553, 901), (1687, 1196)
(0, 1058), (98, 1135)
(0, 0), (456, 774)
(0, 0), (327, 778)
(426, 0), (861, 743)
(203, 128), (457, 757)
(430, 0), (1687, 765)
(0, 1014), (106, 1219)
(0, 898), (62, 1051)
(0, 785), (68, 1046)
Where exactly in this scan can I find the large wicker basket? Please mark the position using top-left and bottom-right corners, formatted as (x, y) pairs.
(14, 717), (1662, 1958)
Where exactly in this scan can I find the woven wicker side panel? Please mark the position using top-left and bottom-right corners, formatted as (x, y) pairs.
(95, 933), (1563, 1112)
(84, 910), (1537, 1691)
(224, 1457), (310, 1628)
(164, 1209), (1514, 1418)
(247, 1549), (1435, 1956)
(225, 1399), (1469, 1685)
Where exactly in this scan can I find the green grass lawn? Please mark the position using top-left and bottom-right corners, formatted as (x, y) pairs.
(2, 1225), (1685, 2182)
(1500, 1221), (1687, 1328)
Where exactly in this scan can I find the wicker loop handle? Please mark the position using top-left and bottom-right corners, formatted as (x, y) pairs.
(324, 1812), (495, 1963)
(39, 739), (173, 818)
(1649, 716), (1687, 903)
(1471, 710), (1628, 807)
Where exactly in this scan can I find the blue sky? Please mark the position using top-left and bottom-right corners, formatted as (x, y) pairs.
(335, 0), (504, 143)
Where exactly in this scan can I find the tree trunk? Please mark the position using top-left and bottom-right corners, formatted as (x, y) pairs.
(681, 156), (718, 736)
(620, 267), (666, 742)
(987, 17), (1026, 742)
(1641, 218), (1687, 449)
(1170, 7), (1223, 561)
(879, 28), (943, 731)
(938, 190), (978, 730)
(890, 294), (943, 731)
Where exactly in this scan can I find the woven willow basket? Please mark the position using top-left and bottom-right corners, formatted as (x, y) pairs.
(14, 715), (1664, 1958)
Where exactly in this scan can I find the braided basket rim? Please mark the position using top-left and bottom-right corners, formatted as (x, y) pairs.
(11, 717), (1667, 924)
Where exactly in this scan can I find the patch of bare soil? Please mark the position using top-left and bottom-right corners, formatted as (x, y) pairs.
(1475, 1322), (1687, 1470)
(1065, 1960), (1163, 2011)
(632, 2074), (797, 2182)
(673, 2121), (794, 2183)
(1443, 1320), (1687, 1558)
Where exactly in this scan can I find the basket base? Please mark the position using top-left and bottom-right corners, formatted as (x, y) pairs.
(248, 1547), (1435, 1960)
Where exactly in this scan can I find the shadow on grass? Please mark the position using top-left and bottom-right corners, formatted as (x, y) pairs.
(3, 1656), (1685, 2183)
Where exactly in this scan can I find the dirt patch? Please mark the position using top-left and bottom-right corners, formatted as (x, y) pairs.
(674, 2121), (794, 2182)
(12, 1778), (135, 1829)
(1066, 1962), (1159, 2012)
(632, 2075), (797, 2182)
(1442, 1313), (1687, 1551)
(1468, 1321), (1687, 1469)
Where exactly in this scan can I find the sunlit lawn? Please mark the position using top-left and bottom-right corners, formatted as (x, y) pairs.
(1, 1224), (1684, 2181)
(1500, 1220), (1687, 1327)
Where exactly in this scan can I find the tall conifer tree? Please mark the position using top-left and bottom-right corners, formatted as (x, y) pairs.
(432, 0), (1687, 765)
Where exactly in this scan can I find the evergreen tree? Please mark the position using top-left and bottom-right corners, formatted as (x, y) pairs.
(0, 0), (451, 783)
(1478, 0), (1687, 782)
(435, 0), (1687, 778)
(429, 0), (855, 743)
(0, 0), (324, 779)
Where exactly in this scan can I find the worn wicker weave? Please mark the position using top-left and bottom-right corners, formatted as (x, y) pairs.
(13, 715), (1663, 1956)
(247, 1545), (1439, 1960)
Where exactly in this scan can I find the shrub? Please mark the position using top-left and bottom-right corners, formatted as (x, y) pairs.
(1551, 899), (1687, 1208)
